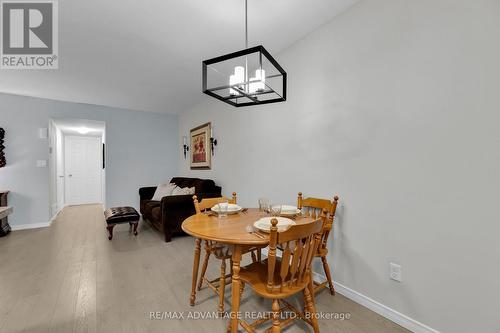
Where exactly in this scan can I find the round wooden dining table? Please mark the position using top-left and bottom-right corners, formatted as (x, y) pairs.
(181, 208), (316, 333)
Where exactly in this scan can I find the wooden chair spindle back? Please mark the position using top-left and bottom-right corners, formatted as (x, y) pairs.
(193, 192), (237, 214)
(266, 211), (326, 293)
(298, 192), (339, 251)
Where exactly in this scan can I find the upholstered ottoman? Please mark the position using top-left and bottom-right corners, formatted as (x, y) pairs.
(104, 207), (140, 240)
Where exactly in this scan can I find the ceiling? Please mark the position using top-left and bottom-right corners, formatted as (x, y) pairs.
(0, 0), (358, 114)
(53, 118), (105, 136)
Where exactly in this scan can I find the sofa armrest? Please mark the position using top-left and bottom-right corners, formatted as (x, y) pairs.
(139, 186), (157, 201)
(161, 195), (196, 236)
(214, 186), (222, 196)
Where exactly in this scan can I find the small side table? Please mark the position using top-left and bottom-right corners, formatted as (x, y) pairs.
(0, 191), (11, 237)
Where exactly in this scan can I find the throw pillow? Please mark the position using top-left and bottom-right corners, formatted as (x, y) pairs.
(171, 186), (195, 196)
(151, 183), (176, 201)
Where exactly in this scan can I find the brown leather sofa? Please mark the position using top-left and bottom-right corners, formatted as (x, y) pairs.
(139, 177), (222, 242)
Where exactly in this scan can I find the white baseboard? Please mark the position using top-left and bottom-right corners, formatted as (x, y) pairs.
(312, 272), (440, 333)
(261, 247), (439, 333)
(49, 206), (65, 222)
(11, 221), (51, 231)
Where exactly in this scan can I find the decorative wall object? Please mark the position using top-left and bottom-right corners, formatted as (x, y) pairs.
(0, 127), (5, 168)
(0, 191), (11, 237)
(182, 136), (189, 159)
(190, 122), (212, 169)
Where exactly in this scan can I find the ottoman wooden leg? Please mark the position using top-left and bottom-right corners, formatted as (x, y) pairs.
(106, 225), (114, 240)
(132, 221), (138, 236)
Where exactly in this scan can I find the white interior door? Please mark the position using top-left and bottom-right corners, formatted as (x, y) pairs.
(64, 136), (103, 205)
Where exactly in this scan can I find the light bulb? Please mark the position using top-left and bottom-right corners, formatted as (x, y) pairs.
(255, 69), (266, 92)
(255, 69), (265, 81)
(234, 66), (245, 84)
(249, 76), (257, 94)
(229, 74), (237, 96)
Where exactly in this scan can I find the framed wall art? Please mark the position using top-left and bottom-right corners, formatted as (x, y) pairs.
(190, 122), (211, 169)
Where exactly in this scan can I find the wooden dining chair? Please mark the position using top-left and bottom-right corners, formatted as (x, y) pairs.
(236, 214), (325, 333)
(192, 193), (257, 313)
(298, 192), (339, 295)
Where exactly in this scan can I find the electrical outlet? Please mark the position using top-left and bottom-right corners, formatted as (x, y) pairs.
(390, 262), (402, 282)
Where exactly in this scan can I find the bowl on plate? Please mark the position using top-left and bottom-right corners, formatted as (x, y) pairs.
(253, 217), (296, 233)
(211, 203), (242, 215)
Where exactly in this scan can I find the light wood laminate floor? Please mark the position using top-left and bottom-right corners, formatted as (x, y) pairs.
(0, 205), (409, 333)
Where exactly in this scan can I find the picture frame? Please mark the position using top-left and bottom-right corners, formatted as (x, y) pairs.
(190, 122), (212, 169)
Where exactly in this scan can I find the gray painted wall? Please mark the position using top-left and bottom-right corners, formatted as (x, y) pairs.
(179, 1), (500, 332)
(0, 93), (178, 228)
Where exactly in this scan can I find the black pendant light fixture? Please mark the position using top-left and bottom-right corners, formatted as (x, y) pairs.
(202, 0), (287, 107)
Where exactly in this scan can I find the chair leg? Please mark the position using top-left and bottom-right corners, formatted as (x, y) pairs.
(218, 259), (226, 313)
(197, 241), (211, 291)
(302, 290), (310, 318)
(239, 282), (245, 299)
(321, 255), (335, 295)
(271, 299), (281, 333)
(304, 287), (319, 333)
(251, 250), (257, 263)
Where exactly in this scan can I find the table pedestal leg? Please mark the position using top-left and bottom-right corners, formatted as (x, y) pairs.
(190, 238), (202, 306)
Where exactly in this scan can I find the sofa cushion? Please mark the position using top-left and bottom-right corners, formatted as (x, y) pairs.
(171, 186), (195, 196)
(144, 201), (160, 220)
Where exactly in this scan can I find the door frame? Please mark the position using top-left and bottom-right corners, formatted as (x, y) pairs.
(48, 119), (106, 219)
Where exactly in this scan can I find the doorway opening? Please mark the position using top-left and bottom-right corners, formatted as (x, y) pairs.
(49, 118), (106, 218)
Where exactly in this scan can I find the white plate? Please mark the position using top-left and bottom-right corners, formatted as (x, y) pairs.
(272, 205), (301, 217)
(280, 210), (301, 217)
(253, 217), (296, 233)
(211, 203), (242, 215)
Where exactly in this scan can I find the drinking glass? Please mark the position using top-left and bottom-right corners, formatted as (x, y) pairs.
(270, 204), (282, 217)
(217, 201), (229, 218)
(258, 198), (270, 213)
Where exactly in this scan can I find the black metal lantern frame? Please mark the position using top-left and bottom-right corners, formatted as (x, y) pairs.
(202, 45), (287, 107)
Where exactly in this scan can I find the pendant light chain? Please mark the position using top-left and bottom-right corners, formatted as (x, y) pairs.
(245, 0), (248, 49)
(244, 0), (248, 88)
